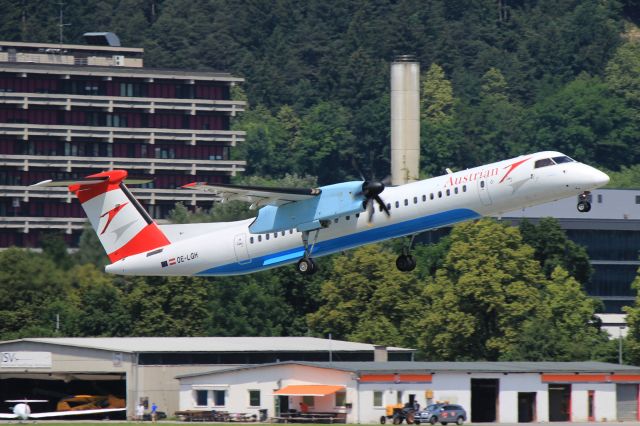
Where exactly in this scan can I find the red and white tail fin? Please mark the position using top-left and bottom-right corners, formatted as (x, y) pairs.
(32, 170), (170, 263)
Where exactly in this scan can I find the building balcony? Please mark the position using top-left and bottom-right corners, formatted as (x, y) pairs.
(0, 92), (246, 116)
(0, 185), (223, 205)
(0, 155), (246, 176)
(0, 216), (88, 233)
(0, 123), (245, 145)
(0, 215), (172, 234)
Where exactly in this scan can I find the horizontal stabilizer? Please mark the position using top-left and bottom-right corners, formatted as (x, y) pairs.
(31, 178), (151, 187)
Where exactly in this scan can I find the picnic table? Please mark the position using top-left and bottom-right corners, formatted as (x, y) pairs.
(269, 412), (346, 423)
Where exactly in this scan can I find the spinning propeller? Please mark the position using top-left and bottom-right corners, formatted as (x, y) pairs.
(353, 159), (391, 222)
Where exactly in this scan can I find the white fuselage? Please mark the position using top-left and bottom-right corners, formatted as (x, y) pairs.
(104, 151), (609, 276)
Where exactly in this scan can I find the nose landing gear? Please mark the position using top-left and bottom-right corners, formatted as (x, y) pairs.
(577, 192), (591, 213)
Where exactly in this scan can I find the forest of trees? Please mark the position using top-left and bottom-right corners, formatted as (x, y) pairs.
(1, 0), (640, 362)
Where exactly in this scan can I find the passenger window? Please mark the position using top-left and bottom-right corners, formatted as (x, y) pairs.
(274, 232), (277, 238)
(446, 189), (450, 196)
(290, 229), (293, 234)
(463, 185), (467, 192)
(346, 215), (350, 220)
(282, 231), (285, 236)
(258, 235), (262, 242)
(454, 187), (459, 194)
(395, 201), (400, 208)
(404, 199), (408, 206)
(422, 195), (426, 202)
(438, 191), (442, 198)
(413, 197), (418, 204)
(250, 237), (254, 244)
(265, 234), (270, 240)
(430, 193), (434, 200)
(355, 213), (360, 218)
(480, 181), (485, 188)
(534, 158), (555, 168)
(387, 203), (391, 210)
(334, 218), (339, 223)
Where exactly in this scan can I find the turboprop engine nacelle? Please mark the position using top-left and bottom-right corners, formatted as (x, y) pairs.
(249, 181), (366, 234)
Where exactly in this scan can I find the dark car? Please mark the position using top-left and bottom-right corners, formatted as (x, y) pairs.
(414, 404), (467, 425)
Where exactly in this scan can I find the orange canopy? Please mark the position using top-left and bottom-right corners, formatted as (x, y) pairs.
(274, 385), (345, 396)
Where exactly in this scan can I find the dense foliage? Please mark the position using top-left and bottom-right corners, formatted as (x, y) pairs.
(1, 0), (639, 360)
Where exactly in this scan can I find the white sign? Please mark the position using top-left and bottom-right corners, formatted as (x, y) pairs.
(1, 352), (52, 368)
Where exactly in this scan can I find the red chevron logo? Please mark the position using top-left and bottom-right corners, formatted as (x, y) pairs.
(100, 202), (129, 235)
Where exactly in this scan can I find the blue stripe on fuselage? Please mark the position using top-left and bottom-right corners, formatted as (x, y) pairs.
(195, 208), (480, 276)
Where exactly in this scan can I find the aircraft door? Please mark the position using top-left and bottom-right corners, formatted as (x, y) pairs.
(477, 178), (492, 206)
(233, 233), (252, 264)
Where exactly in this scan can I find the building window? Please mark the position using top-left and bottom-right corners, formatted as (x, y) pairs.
(249, 390), (261, 407)
(396, 391), (403, 404)
(335, 391), (346, 407)
(373, 391), (383, 407)
(636, 195), (640, 205)
(213, 390), (225, 406)
(302, 396), (315, 407)
(195, 390), (208, 407)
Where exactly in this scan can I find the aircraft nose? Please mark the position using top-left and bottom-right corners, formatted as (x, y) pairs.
(594, 169), (610, 186)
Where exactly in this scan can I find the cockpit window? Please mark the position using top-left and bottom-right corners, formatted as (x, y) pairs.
(534, 158), (555, 168)
(552, 156), (574, 164)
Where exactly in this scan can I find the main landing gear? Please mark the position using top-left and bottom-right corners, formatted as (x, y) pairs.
(577, 191), (591, 213)
(297, 230), (320, 275)
(396, 235), (417, 272)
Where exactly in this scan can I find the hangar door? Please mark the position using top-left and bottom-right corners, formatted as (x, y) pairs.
(0, 373), (126, 420)
(617, 384), (638, 421)
(471, 379), (499, 422)
(548, 384), (571, 421)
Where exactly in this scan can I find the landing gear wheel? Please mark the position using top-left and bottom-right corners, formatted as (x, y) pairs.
(297, 258), (317, 275)
(577, 201), (591, 213)
(396, 254), (416, 272)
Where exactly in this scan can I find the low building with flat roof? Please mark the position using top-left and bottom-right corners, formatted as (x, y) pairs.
(177, 360), (640, 423)
(0, 337), (413, 418)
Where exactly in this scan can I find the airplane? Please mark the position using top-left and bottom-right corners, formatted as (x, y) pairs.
(0, 399), (125, 420)
(31, 151), (609, 277)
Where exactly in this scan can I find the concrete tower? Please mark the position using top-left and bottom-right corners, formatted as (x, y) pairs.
(390, 55), (420, 186)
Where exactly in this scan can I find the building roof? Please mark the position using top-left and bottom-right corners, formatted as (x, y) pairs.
(176, 360), (640, 379)
(0, 40), (143, 53)
(0, 62), (243, 82)
(0, 337), (413, 354)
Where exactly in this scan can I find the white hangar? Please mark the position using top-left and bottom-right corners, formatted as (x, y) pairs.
(177, 361), (640, 423)
(0, 337), (413, 418)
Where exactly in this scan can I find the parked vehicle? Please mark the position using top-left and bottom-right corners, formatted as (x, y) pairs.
(380, 403), (416, 424)
(414, 404), (467, 425)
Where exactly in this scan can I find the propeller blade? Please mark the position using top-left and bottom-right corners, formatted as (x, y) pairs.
(375, 195), (391, 217)
(351, 158), (366, 182)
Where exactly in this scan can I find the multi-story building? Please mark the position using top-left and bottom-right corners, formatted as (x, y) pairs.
(0, 34), (246, 248)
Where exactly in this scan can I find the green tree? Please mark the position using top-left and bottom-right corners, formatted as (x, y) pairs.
(623, 268), (640, 364)
(519, 218), (592, 284)
(416, 219), (546, 360)
(123, 275), (210, 336)
(421, 63), (462, 176)
(307, 244), (421, 346)
(504, 267), (606, 361)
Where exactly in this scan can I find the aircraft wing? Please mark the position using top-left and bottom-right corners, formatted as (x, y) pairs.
(181, 182), (321, 208)
(0, 413), (17, 419)
(28, 408), (126, 418)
